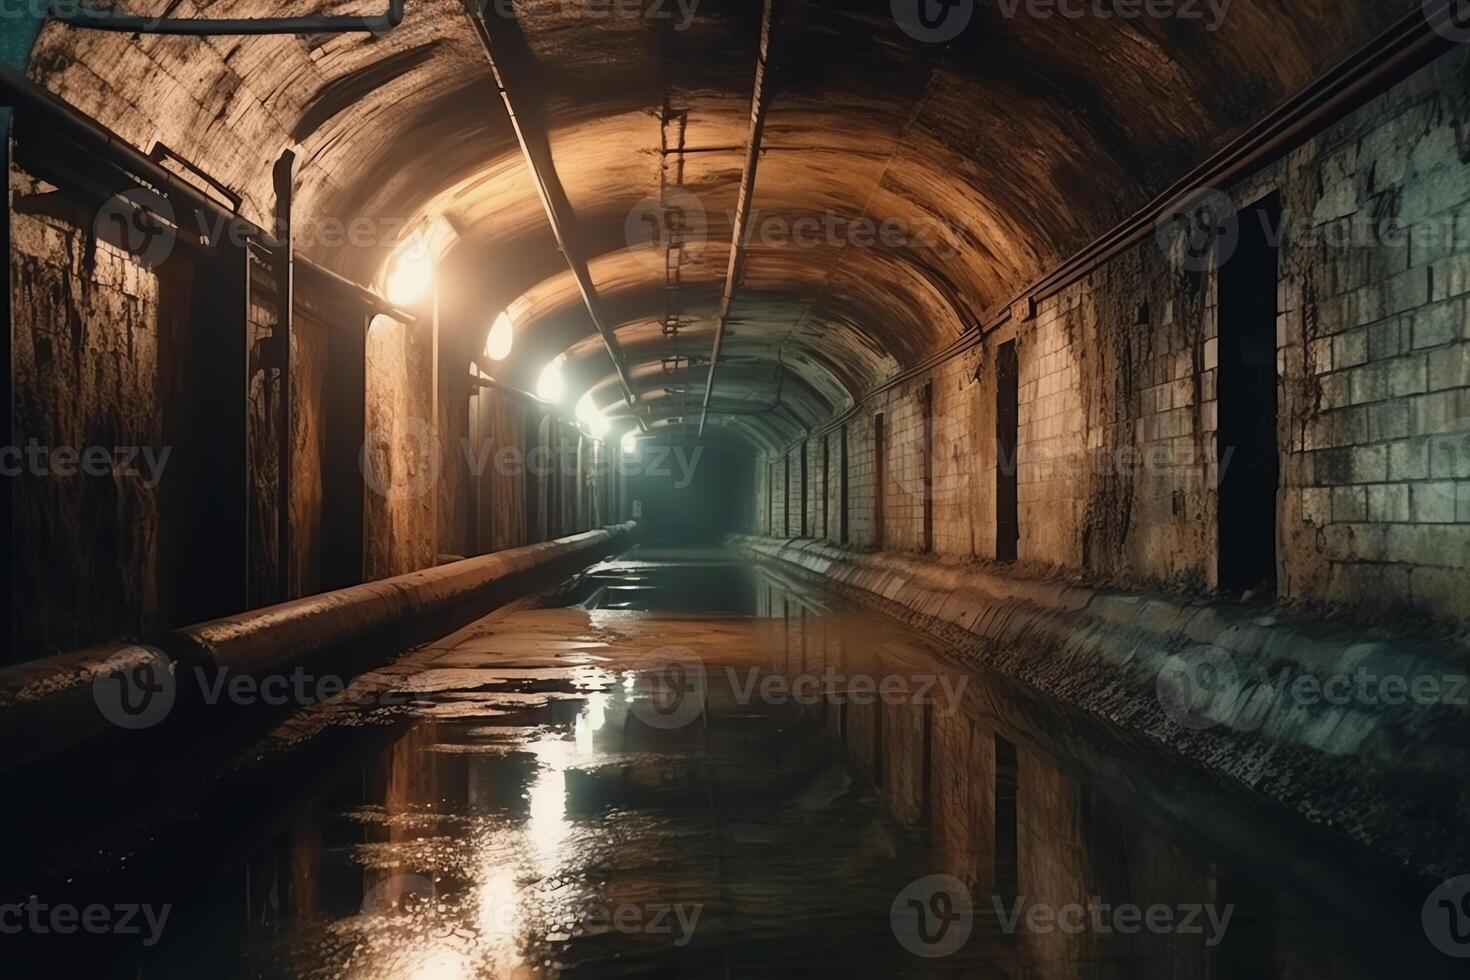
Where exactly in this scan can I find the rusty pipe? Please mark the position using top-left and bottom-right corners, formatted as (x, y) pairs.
(699, 0), (774, 437)
(460, 0), (640, 411)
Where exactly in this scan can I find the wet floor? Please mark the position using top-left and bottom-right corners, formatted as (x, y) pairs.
(2, 549), (1458, 977)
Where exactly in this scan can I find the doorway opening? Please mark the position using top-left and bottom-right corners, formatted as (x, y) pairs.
(1217, 194), (1281, 595)
(996, 341), (1019, 563)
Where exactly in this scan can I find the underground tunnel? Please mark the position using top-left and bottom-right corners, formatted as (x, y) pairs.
(2, 0), (1470, 975)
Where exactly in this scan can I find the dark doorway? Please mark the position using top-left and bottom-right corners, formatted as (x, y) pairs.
(770, 461), (782, 537)
(799, 440), (809, 537)
(996, 340), (1019, 563)
(821, 434), (830, 539)
(783, 453), (790, 537)
(839, 425), (850, 545)
(321, 316), (366, 590)
(1217, 195), (1281, 595)
(921, 382), (934, 553)
(873, 413), (885, 547)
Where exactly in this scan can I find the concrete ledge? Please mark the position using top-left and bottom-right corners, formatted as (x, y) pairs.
(732, 534), (1470, 877)
(0, 523), (637, 771)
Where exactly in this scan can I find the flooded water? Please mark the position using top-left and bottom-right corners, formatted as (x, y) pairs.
(2, 549), (1456, 977)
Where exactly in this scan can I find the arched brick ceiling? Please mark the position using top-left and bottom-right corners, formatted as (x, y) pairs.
(27, 0), (1418, 446)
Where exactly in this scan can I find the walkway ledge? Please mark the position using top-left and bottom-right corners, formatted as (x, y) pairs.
(731, 533), (1470, 879)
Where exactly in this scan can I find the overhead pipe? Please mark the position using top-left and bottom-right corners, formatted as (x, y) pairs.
(460, 0), (640, 410)
(698, 0), (774, 437)
(47, 0), (405, 34)
(0, 65), (412, 325)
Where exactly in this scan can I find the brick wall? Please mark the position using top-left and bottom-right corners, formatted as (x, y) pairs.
(1269, 48), (1470, 618)
(767, 43), (1470, 624)
(9, 175), (164, 657)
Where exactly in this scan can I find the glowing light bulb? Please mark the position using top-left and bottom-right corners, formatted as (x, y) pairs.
(536, 358), (566, 403)
(484, 312), (513, 361)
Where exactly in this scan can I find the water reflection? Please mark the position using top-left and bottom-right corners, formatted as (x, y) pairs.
(12, 555), (1457, 978)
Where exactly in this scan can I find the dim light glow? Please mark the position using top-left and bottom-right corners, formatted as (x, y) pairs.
(536, 357), (566, 403)
(620, 430), (640, 455)
(484, 312), (513, 361)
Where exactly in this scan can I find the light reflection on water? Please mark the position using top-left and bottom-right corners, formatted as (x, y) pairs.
(10, 555), (1459, 978)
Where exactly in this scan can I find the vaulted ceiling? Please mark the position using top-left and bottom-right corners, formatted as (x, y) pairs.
(27, 0), (1417, 450)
